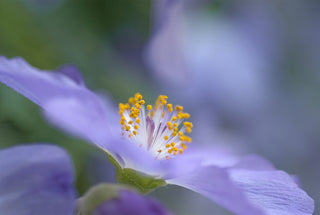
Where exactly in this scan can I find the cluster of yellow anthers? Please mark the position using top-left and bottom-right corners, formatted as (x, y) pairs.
(119, 93), (193, 159)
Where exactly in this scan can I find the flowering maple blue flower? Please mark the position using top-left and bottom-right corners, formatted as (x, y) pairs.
(0, 144), (173, 215)
(0, 144), (76, 215)
(0, 56), (314, 215)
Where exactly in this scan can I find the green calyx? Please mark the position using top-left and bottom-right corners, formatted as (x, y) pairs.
(108, 154), (166, 194)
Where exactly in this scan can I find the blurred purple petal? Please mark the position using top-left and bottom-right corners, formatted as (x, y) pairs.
(0, 144), (76, 215)
(232, 155), (275, 171)
(167, 165), (263, 215)
(146, 0), (190, 86)
(43, 97), (113, 149)
(167, 145), (274, 172)
(0, 56), (98, 107)
(146, 0), (279, 117)
(165, 147), (311, 214)
(167, 164), (314, 215)
(229, 169), (314, 215)
(93, 190), (172, 215)
(57, 64), (86, 86)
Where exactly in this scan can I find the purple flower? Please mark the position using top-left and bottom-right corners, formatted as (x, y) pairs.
(145, 0), (280, 118)
(92, 190), (172, 215)
(0, 144), (76, 215)
(0, 56), (314, 215)
(0, 144), (172, 215)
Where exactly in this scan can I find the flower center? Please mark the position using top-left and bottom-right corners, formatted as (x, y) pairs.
(119, 93), (193, 159)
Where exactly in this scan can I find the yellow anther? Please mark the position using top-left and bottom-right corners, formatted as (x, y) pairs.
(150, 112), (154, 117)
(173, 147), (178, 152)
(120, 117), (126, 125)
(147, 105), (152, 111)
(134, 104), (141, 109)
(183, 113), (190, 119)
(181, 136), (191, 143)
(167, 104), (173, 112)
(136, 118), (141, 124)
(181, 143), (187, 150)
(134, 125), (139, 130)
(136, 94), (143, 100)
(125, 126), (130, 131)
(128, 97), (134, 104)
(170, 142), (175, 147)
(162, 95), (168, 99)
(186, 127), (192, 133)
(128, 120), (133, 124)
(167, 122), (172, 126)
(133, 130), (137, 136)
(139, 100), (145, 105)
(158, 149), (162, 153)
(173, 123), (178, 127)
(184, 122), (193, 128)
(129, 133), (133, 138)
(168, 149), (172, 154)
(119, 103), (125, 109)
(173, 152), (178, 155)
(174, 127), (178, 132)
(175, 105), (183, 111)
(172, 116), (177, 121)
(166, 144), (170, 148)
(178, 131), (183, 136)
(179, 149), (183, 154)
(164, 135), (169, 140)
(172, 132), (177, 136)
(168, 125), (173, 130)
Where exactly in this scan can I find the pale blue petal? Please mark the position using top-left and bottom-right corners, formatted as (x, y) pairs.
(0, 56), (96, 107)
(229, 169), (314, 215)
(93, 190), (173, 215)
(162, 146), (275, 180)
(166, 165), (263, 215)
(0, 144), (76, 215)
(166, 155), (314, 215)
